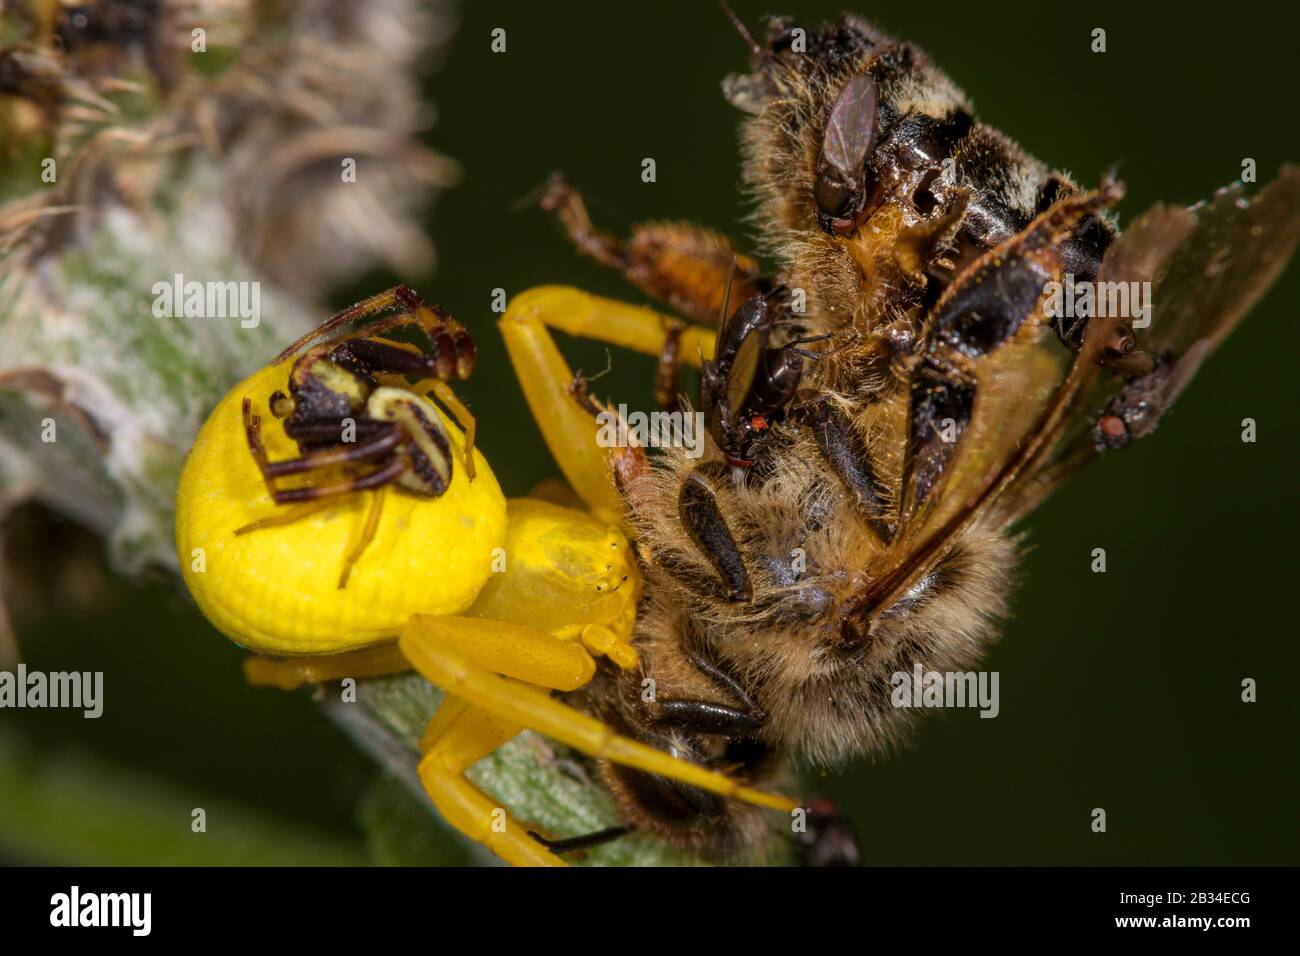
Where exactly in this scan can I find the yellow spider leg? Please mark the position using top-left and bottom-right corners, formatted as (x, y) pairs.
(337, 486), (387, 589)
(498, 286), (715, 521)
(413, 615), (596, 690)
(399, 615), (796, 813)
(426, 379), (477, 480)
(243, 641), (407, 690)
(578, 623), (638, 671)
(506, 286), (716, 361)
(420, 693), (473, 752)
(417, 700), (565, 867)
(525, 476), (583, 508)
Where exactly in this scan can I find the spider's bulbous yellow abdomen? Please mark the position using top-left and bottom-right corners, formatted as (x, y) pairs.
(175, 363), (506, 655)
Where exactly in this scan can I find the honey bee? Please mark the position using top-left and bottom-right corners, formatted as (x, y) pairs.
(517, 10), (1300, 861)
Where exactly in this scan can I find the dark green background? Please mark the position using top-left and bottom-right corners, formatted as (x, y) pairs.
(10, 0), (1298, 864)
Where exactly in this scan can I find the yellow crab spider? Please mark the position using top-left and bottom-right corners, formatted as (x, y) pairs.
(175, 286), (792, 867)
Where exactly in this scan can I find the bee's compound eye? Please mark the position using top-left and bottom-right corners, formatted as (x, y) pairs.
(814, 73), (878, 222)
(813, 175), (853, 218)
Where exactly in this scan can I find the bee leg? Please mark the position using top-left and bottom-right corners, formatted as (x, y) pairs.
(796, 398), (895, 544)
(655, 317), (686, 409)
(498, 286), (715, 521)
(648, 699), (764, 736)
(243, 641), (410, 690)
(646, 640), (765, 735)
(415, 697), (566, 866)
(677, 471), (752, 602)
(527, 824), (633, 856)
(397, 615), (796, 813)
(538, 173), (768, 326)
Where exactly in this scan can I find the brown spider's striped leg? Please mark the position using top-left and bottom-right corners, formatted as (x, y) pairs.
(325, 337), (479, 477)
(337, 485), (387, 588)
(274, 286), (414, 364)
(259, 425), (402, 478)
(329, 336), (432, 377)
(233, 499), (336, 536)
(242, 398), (403, 488)
(280, 416), (396, 445)
(424, 380), (477, 480)
(243, 397), (407, 504)
(262, 458), (405, 505)
(394, 289), (477, 380)
(274, 285), (475, 378)
(331, 311), (471, 385)
(238, 401), (405, 582)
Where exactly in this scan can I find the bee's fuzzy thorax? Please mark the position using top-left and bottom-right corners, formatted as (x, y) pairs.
(625, 436), (1017, 767)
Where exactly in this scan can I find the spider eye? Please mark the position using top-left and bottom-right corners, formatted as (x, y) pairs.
(814, 73), (878, 222)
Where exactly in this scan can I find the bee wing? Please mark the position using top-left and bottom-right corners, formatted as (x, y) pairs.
(1007, 166), (1300, 519)
(853, 298), (1122, 620)
(901, 334), (1073, 541)
(1131, 166), (1300, 357)
(851, 168), (1300, 620)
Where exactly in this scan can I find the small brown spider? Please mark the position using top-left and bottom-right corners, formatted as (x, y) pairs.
(238, 285), (479, 587)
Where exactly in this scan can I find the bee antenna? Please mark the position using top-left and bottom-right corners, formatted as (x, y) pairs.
(719, 256), (738, 324)
(719, 1), (763, 59)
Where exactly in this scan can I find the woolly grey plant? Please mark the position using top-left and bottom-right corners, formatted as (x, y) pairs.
(0, 0), (733, 866)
